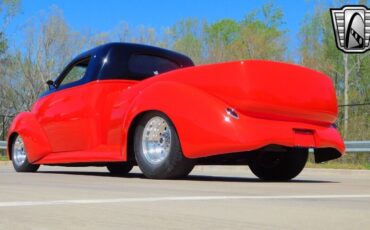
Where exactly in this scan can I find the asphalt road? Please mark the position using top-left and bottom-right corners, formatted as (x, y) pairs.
(0, 163), (369, 230)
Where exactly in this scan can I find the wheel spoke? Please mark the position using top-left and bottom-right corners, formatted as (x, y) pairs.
(142, 116), (171, 164)
(13, 136), (27, 166)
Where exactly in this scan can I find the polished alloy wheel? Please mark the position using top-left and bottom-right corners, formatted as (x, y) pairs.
(13, 136), (27, 166)
(141, 116), (172, 164)
(134, 112), (195, 179)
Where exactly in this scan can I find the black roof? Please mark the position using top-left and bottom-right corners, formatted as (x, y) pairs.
(72, 42), (194, 81)
(40, 43), (194, 98)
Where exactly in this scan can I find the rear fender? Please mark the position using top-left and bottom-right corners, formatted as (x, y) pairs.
(7, 112), (51, 163)
(122, 81), (239, 159)
(121, 81), (345, 161)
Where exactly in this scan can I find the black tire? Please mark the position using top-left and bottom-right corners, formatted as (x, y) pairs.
(107, 162), (133, 175)
(249, 149), (308, 181)
(134, 112), (195, 179)
(11, 134), (40, 173)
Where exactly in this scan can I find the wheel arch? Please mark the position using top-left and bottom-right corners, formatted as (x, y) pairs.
(7, 112), (52, 163)
(126, 110), (179, 163)
(126, 110), (150, 162)
(6, 132), (18, 160)
(121, 80), (240, 160)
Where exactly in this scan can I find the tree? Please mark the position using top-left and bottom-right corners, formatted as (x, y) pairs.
(114, 22), (164, 47)
(0, 0), (20, 140)
(0, 0), (20, 111)
(0, 0), (19, 53)
(1, 7), (90, 114)
(169, 18), (206, 64)
(232, 3), (286, 61)
(204, 3), (287, 63)
(299, 2), (370, 139)
(205, 19), (239, 62)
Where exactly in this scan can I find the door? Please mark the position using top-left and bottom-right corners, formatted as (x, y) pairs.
(35, 57), (92, 153)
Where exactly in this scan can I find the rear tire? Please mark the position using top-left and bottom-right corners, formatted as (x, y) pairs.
(107, 162), (133, 175)
(249, 149), (308, 181)
(134, 112), (195, 179)
(11, 134), (40, 173)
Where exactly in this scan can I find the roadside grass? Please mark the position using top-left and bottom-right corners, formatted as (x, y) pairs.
(307, 152), (370, 170)
(0, 155), (9, 161)
(0, 150), (8, 161)
(306, 161), (370, 170)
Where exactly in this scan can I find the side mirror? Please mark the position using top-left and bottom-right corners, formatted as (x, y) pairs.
(46, 80), (56, 90)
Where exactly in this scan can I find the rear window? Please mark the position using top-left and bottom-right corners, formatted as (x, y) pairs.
(128, 54), (180, 79)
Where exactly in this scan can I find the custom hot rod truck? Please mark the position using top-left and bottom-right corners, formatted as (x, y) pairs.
(7, 43), (345, 180)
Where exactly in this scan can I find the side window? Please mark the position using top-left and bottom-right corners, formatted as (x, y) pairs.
(58, 57), (90, 87)
(128, 54), (179, 79)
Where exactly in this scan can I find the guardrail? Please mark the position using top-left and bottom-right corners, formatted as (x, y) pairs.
(1, 140), (369, 152)
(0, 141), (6, 150)
(344, 141), (370, 153)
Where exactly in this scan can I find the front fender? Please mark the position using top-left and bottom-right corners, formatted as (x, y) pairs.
(7, 112), (51, 163)
(123, 81), (241, 158)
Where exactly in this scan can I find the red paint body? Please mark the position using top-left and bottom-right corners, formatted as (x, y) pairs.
(7, 60), (345, 164)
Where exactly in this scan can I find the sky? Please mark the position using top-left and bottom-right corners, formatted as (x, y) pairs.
(3, 0), (361, 54)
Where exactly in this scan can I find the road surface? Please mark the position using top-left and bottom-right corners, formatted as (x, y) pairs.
(0, 163), (369, 229)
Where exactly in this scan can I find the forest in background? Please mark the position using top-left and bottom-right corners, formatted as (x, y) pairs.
(0, 0), (369, 143)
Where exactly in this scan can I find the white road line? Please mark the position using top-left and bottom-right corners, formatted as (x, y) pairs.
(1, 195), (370, 207)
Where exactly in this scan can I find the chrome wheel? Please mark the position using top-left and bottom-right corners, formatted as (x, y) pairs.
(13, 136), (27, 166)
(142, 116), (172, 164)
(134, 112), (195, 179)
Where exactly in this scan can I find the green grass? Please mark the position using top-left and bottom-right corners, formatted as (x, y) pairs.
(0, 149), (8, 161)
(0, 155), (9, 161)
(306, 161), (370, 170)
(307, 152), (370, 170)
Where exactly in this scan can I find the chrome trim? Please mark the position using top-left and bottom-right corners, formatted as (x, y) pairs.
(226, 107), (239, 119)
(141, 116), (172, 164)
(13, 136), (27, 166)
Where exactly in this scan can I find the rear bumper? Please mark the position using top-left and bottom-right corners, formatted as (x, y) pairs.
(184, 111), (344, 162)
(235, 114), (345, 162)
(234, 114), (345, 154)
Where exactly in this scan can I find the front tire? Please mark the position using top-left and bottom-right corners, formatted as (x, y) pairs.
(134, 112), (195, 179)
(11, 134), (40, 173)
(249, 149), (308, 181)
